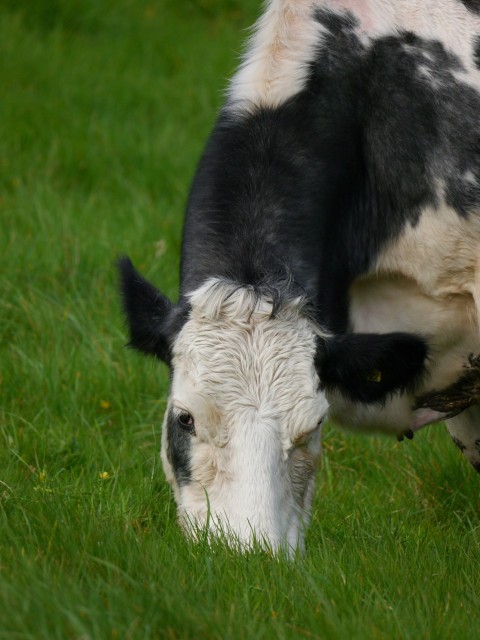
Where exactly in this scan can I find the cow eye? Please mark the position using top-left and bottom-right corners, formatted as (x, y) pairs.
(177, 411), (195, 433)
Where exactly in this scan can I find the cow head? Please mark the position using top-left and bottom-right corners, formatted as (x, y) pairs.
(119, 258), (427, 553)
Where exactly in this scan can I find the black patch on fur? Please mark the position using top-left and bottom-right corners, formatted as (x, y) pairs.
(316, 6), (359, 32)
(118, 257), (189, 365)
(315, 332), (428, 403)
(475, 37), (480, 68)
(452, 436), (467, 452)
(166, 409), (192, 485)
(460, 0), (480, 14)
(475, 438), (480, 454)
(473, 462), (480, 474)
(181, 17), (480, 333)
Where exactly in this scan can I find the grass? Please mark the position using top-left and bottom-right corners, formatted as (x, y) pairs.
(1, 1), (479, 638)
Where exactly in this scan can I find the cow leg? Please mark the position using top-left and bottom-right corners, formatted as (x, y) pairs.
(446, 405), (480, 474)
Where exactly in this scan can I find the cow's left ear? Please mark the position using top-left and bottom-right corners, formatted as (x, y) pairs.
(118, 257), (189, 365)
(315, 332), (428, 404)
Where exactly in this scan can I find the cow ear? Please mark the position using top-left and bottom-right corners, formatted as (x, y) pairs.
(118, 257), (188, 365)
(315, 332), (428, 404)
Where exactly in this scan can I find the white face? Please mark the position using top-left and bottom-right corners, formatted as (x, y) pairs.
(160, 280), (328, 553)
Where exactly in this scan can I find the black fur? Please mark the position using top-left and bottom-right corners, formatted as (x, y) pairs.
(118, 257), (188, 365)
(316, 333), (428, 403)
(475, 37), (480, 68)
(460, 0), (480, 14)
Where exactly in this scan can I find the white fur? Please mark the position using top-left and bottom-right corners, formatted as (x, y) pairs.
(227, 0), (480, 112)
(227, 0), (326, 112)
(161, 280), (328, 553)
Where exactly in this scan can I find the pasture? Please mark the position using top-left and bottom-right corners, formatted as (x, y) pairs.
(1, 0), (480, 637)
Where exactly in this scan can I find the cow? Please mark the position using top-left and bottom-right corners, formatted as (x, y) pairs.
(119, 0), (480, 553)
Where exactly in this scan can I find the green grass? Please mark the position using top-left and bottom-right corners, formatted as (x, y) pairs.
(1, 1), (479, 638)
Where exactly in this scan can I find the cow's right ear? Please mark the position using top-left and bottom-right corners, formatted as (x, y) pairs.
(118, 257), (188, 365)
(315, 332), (428, 404)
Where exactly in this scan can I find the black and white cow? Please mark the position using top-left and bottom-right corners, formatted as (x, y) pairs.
(120, 0), (480, 552)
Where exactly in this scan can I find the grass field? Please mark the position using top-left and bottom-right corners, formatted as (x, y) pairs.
(1, 1), (480, 638)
